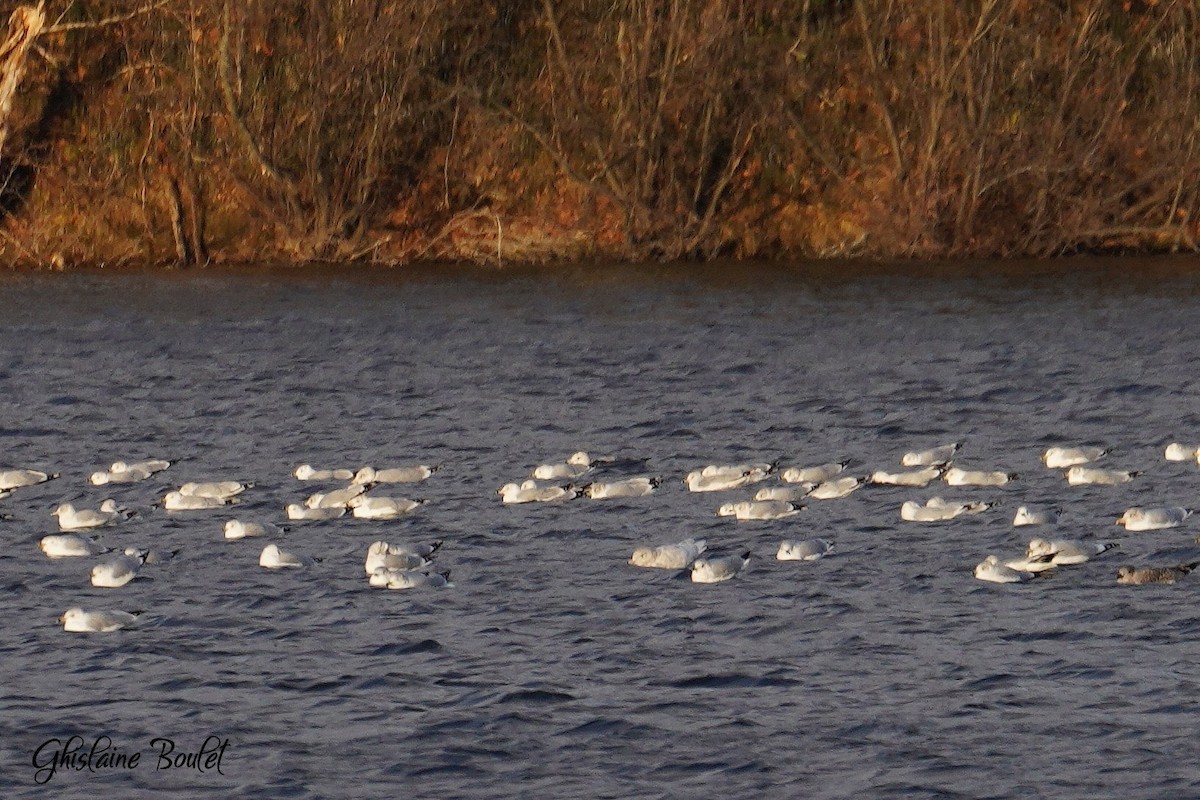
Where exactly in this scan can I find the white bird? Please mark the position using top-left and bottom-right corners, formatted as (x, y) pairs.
(754, 484), (813, 501)
(364, 540), (442, 575)
(162, 491), (234, 511)
(285, 503), (345, 521)
(91, 460), (168, 485)
(364, 541), (429, 574)
(584, 477), (660, 499)
(531, 452), (594, 480)
(776, 539), (833, 561)
(305, 483), (368, 509)
(808, 475), (866, 500)
(113, 459), (171, 475)
(1013, 505), (1061, 526)
(1000, 554), (1058, 573)
(39, 533), (109, 558)
(294, 464), (356, 481)
(381, 569), (452, 590)
(1065, 466), (1140, 485)
(60, 607), (139, 633)
(224, 520), (287, 539)
(352, 464), (439, 484)
(1026, 538), (1119, 564)
(52, 500), (128, 531)
(259, 543), (314, 569)
(90, 467), (150, 485)
(1165, 442), (1200, 461)
(697, 462), (774, 478)
(691, 551), (751, 583)
(349, 495), (423, 519)
(178, 481), (251, 500)
(901, 442), (961, 467)
(683, 470), (761, 492)
(1116, 506), (1192, 531)
(943, 467), (1018, 486)
(1043, 446), (1110, 468)
(974, 554), (1035, 583)
(629, 538), (707, 569)
(900, 497), (994, 521)
(0, 468), (57, 490)
(90, 550), (147, 588)
(870, 467), (943, 487)
(780, 461), (848, 484)
(498, 480), (580, 504)
(717, 500), (803, 520)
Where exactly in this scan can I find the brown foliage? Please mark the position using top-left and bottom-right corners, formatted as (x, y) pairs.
(2, 0), (1200, 266)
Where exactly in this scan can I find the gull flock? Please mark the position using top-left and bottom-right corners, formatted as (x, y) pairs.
(5, 442), (1200, 634)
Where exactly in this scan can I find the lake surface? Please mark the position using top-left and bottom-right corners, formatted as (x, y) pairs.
(2, 260), (1199, 798)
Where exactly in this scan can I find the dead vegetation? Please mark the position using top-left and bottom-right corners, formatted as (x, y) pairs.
(1, 0), (1199, 267)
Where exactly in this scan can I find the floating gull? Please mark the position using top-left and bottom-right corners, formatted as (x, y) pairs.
(684, 462), (774, 492)
(224, 520), (287, 539)
(113, 459), (170, 474)
(364, 540), (442, 575)
(531, 452), (594, 481)
(179, 481), (251, 500)
(90, 550), (147, 588)
(943, 467), (1018, 486)
(380, 569), (452, 590)
(1164, 442), (1200, 461)
(286, 503), (345, 521)
(60, 607), (139, 633)
(1117, 562), (1200, 585)
(717, 500), (803, 520)
(91, 459), (170, 485)
(352, 464), (439, 484)
(305, 483), (369, 509)
(39, 533), (109, 558)
(1000, 553), (1058, 573)
(584, 477), (660, 499)
(974, 554), (1035, 583)
(0, 468), (57, 490)
(901, 442), (961, 467)
(1026, 538), (1118, 564)
(259, 543), (315, 569)
(683, 470), (761, 492)
(870, 467), (943, 487)
(294, 464), (356, 481)
(808, 475), (866, 500)
(629, 538), (707, 569)
(754, 484), (813, 502)
(1065, 466), (1140, 486)
(163, 491), (235, 511)
(364, 541), (430, 574)
(901, 497), (994, 522)
(780, 460), (848, 484)
(349, 495), (424, 519)
(776, 538), (833, 561)
(691, 551), (751, 583)
(1116, 506), (1192, 531)
(1013, 505), (1061, 527)
(52, 500), (129, 531)
(1042, 446), (1110, 468)
(498, 480), (581, 504)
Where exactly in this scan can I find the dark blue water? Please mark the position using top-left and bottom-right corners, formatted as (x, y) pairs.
(2, 262), (1200, 798)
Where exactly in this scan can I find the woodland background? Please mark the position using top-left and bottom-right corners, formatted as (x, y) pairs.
(0, 0), (1197, 268)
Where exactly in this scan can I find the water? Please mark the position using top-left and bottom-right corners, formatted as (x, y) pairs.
(2, 261), (1200, 798)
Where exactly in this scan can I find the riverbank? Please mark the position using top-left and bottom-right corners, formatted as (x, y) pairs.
(2, 2), (1199, 269)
